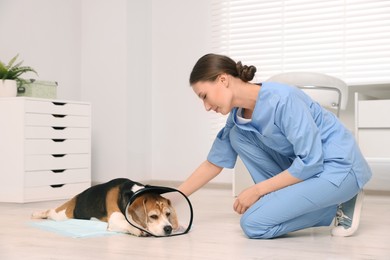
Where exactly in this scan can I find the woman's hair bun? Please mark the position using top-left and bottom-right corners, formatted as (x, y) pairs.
(236, 61), (257, 82)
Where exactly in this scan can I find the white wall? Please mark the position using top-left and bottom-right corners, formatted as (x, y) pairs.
(151, 0), (233, 184)
(80, 0), (131, 182)
(0, 0), (231, 185)
(0, 0), (81, 99)
(126, 1), (153, 182)
(81, 0), (157, 183)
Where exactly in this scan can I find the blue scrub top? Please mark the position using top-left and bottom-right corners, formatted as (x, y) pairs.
(207, 82), (371, 189)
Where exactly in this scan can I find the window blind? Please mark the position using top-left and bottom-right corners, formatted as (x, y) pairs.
(208, 0), (390, 142)
(211, 0), (390, 85)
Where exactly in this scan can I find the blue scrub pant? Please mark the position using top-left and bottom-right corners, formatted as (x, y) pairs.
(230, 126), (360, 239)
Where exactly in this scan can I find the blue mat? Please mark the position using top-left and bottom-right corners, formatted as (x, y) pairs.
(30, 219), (120, 238)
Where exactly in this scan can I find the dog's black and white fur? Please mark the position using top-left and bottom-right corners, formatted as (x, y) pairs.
(32, 178), (179, 236)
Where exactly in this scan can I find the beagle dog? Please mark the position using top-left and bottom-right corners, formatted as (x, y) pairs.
(32, 178), (179, 237)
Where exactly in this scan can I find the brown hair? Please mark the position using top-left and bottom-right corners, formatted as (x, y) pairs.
(189, 53), (257, 85)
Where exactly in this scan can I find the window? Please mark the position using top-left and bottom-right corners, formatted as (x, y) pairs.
(211, 0), (390, 85)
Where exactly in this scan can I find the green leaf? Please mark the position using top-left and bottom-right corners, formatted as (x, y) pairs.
(0, 61), (7, 79)
(0, 54), (37, 80)
(6, 54), (20, 69)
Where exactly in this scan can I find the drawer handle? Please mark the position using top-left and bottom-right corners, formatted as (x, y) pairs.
(52, 139), (66, 142)
(52, 114), (66, 118)
(52, 154), (66, 157)
(52, 169), (66, 173)
(52, 102), (66, 106)
(52, 127), (66, 130)
(50, 184), (65, 188)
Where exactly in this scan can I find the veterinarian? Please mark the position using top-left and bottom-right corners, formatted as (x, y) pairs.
(178, 53), (372, 239)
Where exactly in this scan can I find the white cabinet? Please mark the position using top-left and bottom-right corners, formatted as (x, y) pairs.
(0, 97), (91, 202)
(355, 93), (390, 191)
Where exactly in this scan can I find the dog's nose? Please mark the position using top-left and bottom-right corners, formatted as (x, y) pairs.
(164, 225), (172, 235)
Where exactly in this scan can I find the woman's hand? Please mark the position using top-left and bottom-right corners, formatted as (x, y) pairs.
(233, 170), (302, 214)
(233, 185), (262, 214)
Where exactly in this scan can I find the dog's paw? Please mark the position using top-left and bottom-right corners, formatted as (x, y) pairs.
(139, 230), (150, 237)
(108, 224), (145, 237)
(127, 227), (151, 237)
(129, 229), (148, 237)
(31, 210), (47, 219)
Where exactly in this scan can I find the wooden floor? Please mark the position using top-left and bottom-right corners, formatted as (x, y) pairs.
(1, 188), (389, 259)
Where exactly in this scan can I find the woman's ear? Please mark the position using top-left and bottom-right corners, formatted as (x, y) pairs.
(218, 73), (229, 87)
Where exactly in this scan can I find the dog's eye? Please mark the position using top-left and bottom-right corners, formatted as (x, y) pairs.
(150, 215), (158, 220)
(166, 212), (171, 217)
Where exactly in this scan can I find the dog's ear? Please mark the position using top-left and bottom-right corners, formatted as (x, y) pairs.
(167, 199), (179, 230)
(128, 197), (148, 228)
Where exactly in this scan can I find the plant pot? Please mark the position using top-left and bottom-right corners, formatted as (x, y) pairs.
(0, 79), (17, 97)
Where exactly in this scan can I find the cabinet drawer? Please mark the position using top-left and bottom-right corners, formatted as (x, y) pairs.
(25, 154), (90, 171)
(363, 158), (390, 191)
(25, 139), (90, 155)
(358, 100), (390, 127)
(24, 182), (91, 202)
(25, 100), (90, 116)
(358, 129), (390, 157)
(25, 126), (90, 139)
(25, 169), (90, 187)
(25, 113), (90, 127)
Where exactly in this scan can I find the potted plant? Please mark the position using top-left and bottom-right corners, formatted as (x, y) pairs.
(0, 54), (38, 97)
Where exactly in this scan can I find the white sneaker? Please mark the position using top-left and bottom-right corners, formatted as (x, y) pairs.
(331, 190), (364, 237)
